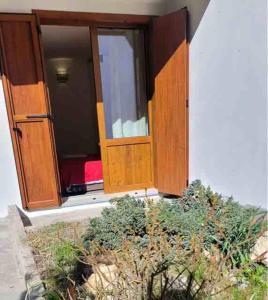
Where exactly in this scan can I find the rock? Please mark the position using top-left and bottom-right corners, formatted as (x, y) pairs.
(84, 264), (117, 294)
(250, 231), (268, 267)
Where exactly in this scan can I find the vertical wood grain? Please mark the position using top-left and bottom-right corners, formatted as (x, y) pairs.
(0, 14), (60, 209)
(151, 9), (188, 195)
(91, 27), (153, 193)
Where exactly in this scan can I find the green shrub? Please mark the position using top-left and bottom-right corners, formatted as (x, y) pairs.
(83, 195), (146, 250)
(157, 181), (266, 265)
(28, 182), (267, 299)
(232, 264), (268, 300)
(84, 180), (266, 266)
(27, 222), (88, 300)
(85, 196), (267, 300)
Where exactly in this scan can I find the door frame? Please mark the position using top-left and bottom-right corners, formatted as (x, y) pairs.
(0, 9), (189, 210)
(32, 10), (153, 27)
(34, 9), (156, 193)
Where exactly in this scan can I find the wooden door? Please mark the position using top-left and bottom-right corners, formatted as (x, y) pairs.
(91, 27), (153, 193)
(151, 8), (188, 195)
(0, 14), (61, 209)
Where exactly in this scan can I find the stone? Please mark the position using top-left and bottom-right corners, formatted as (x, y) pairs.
(250, 231), (268, 267)
(85, 264), (117, 294)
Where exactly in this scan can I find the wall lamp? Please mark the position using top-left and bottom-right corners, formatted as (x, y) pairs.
(56, 68), (69, 85)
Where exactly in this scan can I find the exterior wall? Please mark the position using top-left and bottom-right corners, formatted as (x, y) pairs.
(0, 0), (164, 217)
(0, 80), (21, 217)
(165, 0), (267, 207)
(0, 0), (164, 15)
(0, 0), (267, 216)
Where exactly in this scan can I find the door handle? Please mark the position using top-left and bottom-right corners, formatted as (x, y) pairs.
(26, 114), (54, 120)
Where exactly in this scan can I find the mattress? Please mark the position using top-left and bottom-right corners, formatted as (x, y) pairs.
(59, 155), (103, 194)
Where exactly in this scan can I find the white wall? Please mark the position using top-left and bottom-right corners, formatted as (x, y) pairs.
(165, 0), (267, 208)
(0, 80), (22, 217)
(0, 0), (164, 15)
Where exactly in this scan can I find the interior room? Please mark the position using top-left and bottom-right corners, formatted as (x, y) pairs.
(42, 25), (103, 196)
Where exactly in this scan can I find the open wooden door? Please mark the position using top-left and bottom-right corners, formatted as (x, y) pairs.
(91, 27), (153, 193)
(151, 8), (188, 195)
(0, 14), (61, 209)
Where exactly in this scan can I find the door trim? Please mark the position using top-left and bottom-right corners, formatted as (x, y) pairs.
(90, 26), (110, 192)
(32, 9), (153, 27)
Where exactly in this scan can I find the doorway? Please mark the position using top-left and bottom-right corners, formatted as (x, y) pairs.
(0, 10), (188, 210)
(42, 25), (103, 196)
(41, 24), (152, 197)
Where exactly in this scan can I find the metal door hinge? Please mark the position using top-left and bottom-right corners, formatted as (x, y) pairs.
(186, 99), (189, 108)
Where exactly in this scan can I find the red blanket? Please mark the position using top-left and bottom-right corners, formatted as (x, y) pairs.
(60, 156), (103, 190)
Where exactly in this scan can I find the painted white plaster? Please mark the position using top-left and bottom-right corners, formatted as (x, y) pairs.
(165, 0), (268, 208)
(0, 0), (164, 15)
(0, 80), (22, 217)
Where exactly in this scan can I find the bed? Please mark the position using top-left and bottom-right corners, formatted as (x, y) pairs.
(59, 155), (103, 195)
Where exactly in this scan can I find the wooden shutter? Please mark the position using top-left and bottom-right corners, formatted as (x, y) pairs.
(151, 8), (188, 195)
(0, 14), (61, 209)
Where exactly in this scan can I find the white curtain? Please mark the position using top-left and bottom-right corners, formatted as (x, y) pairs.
(98, 29), (148, 139)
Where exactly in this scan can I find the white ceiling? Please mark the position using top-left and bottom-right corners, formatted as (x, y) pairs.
(42, 25), (92, 57)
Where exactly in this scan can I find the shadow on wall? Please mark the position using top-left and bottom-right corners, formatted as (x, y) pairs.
(164, 0), (210, 41)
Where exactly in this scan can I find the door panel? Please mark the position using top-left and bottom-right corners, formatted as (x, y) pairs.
(16, 119), (59, 208)
(151, 8), (188, 195)
(0, 14), (60, 209)
(1, 21), (46, 115)
(107, 141), (152, 190)
(91, 27), (153, 193)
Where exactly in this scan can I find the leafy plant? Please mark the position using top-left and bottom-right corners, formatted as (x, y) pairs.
(84, 199), (267, 299)
(27, 222), (89, 299)
(84, 181), (266, 266)
(83, 195), (146, 250)
(232, 264), (268, 300)
(27, 181), (267, 299)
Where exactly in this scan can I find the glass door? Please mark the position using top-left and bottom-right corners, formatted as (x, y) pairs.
(91, 27), (153, 193)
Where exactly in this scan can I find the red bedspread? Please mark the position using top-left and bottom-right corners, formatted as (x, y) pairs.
(60, 156), (103, 190)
